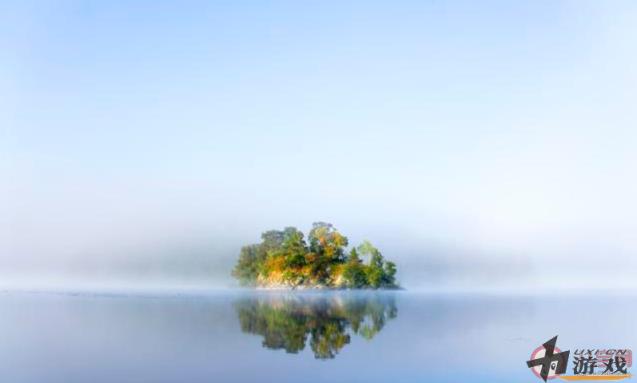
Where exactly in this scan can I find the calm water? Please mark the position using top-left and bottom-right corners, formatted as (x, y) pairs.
(0, 290), (633, 383)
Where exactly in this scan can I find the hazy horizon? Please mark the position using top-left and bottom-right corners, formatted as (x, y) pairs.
(2, 0), (636, 291)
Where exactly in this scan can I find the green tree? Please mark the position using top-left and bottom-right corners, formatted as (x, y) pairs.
(260, 230), (286, 252)
(279, 227), (307, 268)
(382, 261), (397, 286)
(232, 244), (262, 286)
(358, 241), (388, 288)
(308, 222), (349, 283)
(231, 223), (399, 289)
(308, 222), (349, 263)
(366, 264), (384, 288)
(342, 248), (367, 288)
(357, 240), (381, 259)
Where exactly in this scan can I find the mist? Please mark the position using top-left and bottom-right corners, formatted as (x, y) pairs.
(2, 0), (636, 291)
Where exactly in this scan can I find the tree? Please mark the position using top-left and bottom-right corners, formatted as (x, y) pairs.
(231, 223), (398, 289)
(357, 240), (395, 288)
(260, 230), (286, 252)
(308, 222), (349, 283)
(232, 244), (262, 286)
(357, 240), (381, 260)
(273, 227), (308, 285)
(342, 248), (367, 288)
(308, 222), (348, 263)
(366, 263), (384, 288)
(382, 261), (397, 286)
(279, 227), (307, 268)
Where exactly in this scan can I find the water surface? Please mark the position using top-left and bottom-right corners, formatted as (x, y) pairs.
(0, 290), (633, 382)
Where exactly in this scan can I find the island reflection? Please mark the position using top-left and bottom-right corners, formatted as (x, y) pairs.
(234, 293), (397, 359)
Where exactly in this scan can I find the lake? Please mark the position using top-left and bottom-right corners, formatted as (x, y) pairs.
(0, 290), (633, 382)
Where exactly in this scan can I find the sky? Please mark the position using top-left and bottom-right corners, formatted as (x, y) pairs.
(1, 0), (636, 290)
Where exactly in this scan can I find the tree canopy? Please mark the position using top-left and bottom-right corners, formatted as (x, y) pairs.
(232, 223), (398, 289)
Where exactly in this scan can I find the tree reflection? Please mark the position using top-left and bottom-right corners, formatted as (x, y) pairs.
(235, 293), (397, 359)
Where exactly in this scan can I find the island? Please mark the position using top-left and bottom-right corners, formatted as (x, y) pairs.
(232, 222), (398, 289)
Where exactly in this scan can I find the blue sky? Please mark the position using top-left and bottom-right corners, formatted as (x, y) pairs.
(1, 1), (636, 289)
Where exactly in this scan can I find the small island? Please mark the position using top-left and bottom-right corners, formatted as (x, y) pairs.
(232, 222), (398, 289)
